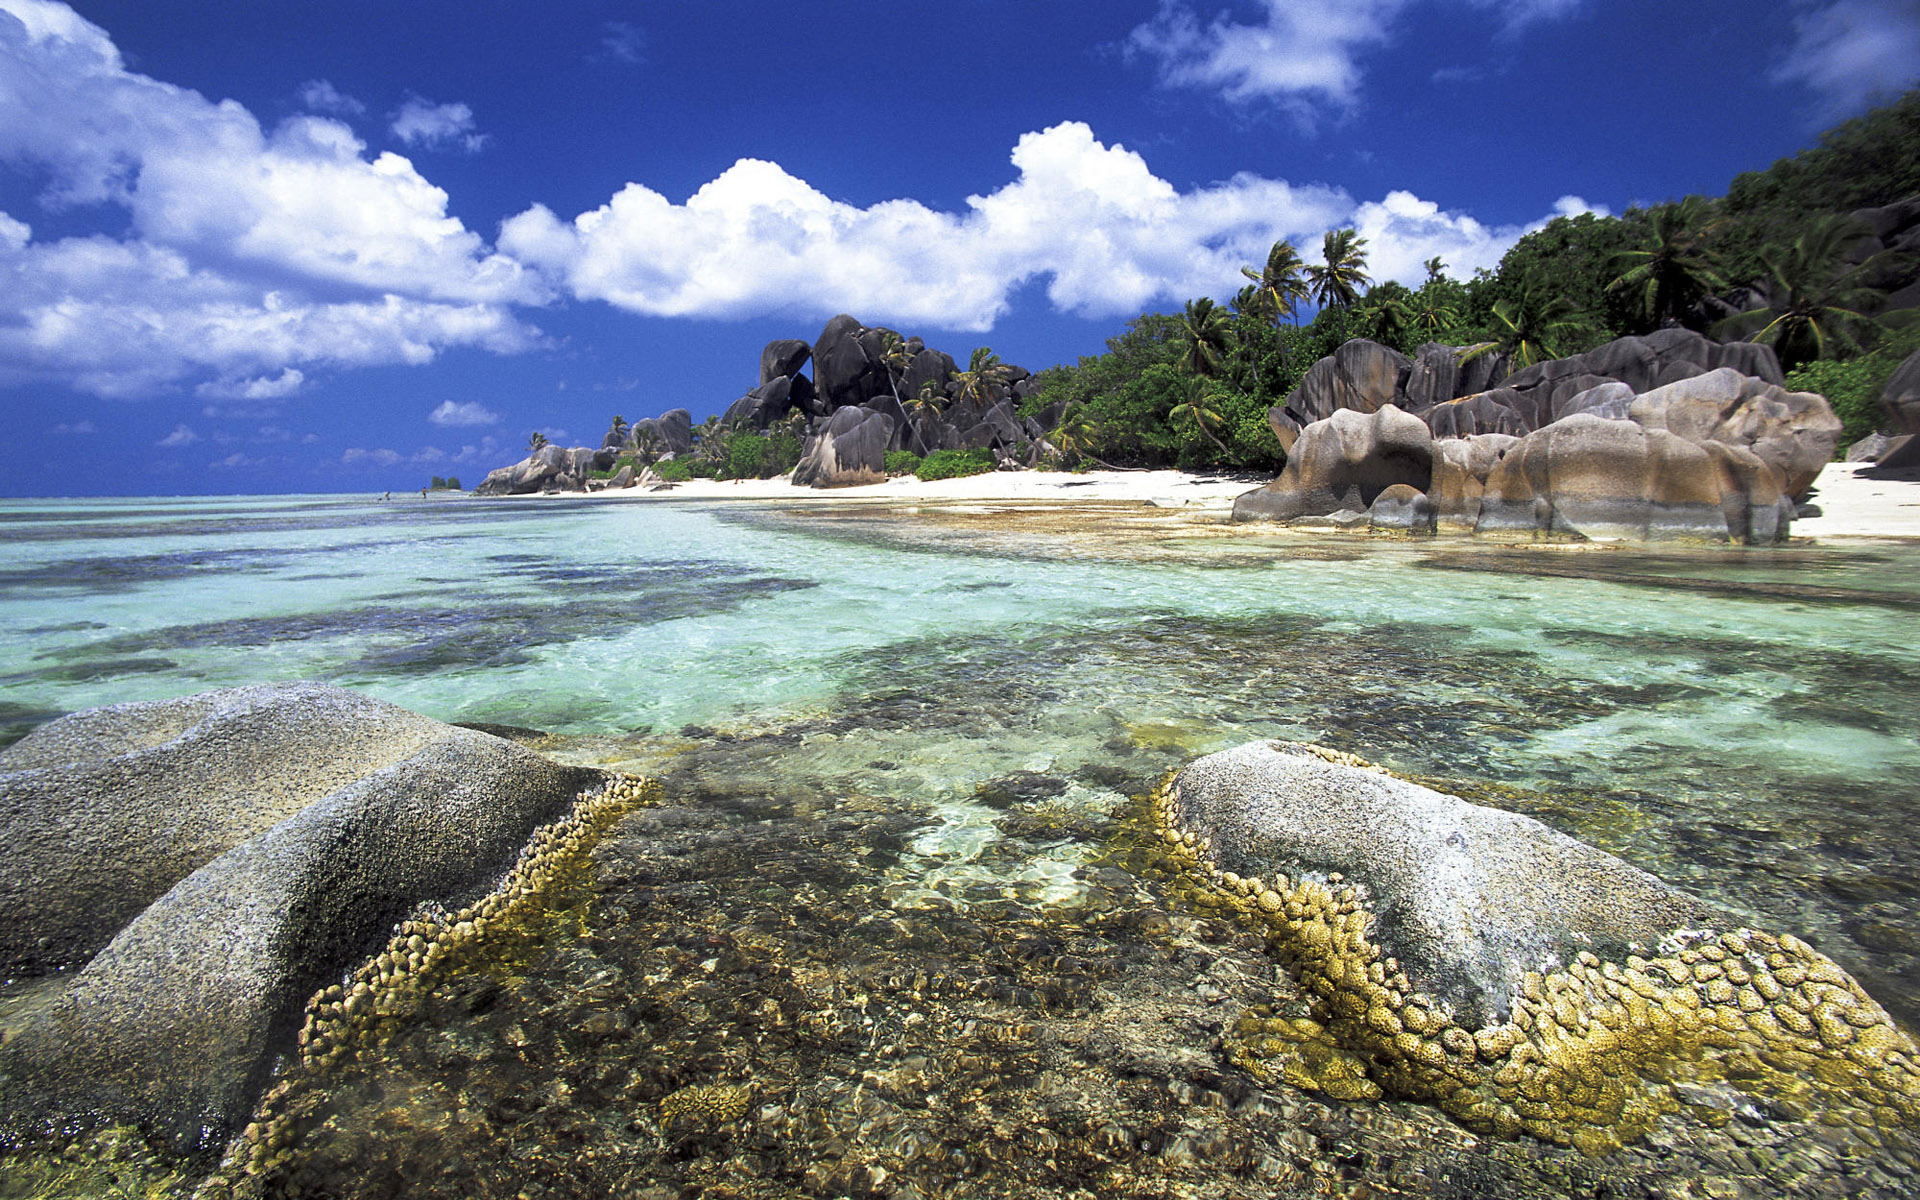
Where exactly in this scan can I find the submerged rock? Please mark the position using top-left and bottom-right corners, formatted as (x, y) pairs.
(0, 682), (603, 1150)
(1159, 740), (1920, 1153)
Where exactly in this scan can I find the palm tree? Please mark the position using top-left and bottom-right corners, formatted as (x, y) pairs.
(1169, 377), (1231, 456)
(949, 346), (1011, 408)
(1049, 402), (1138, 471)
(1307, 227), (1372, 310)
(527, 431), (549, 452)
(1424, 257), (1446, 284)
(902, 379), (944, 454)
(608, 414), (630, 444)
(1458, 280), (1580, 371)
(1712, 214), (1886, 372)
(1241, 239), (1311, 328)
(876, 331), (914, 405)
(1177, 297), (1231, 378)
(633, 424), (664, 464)
(1357, 281), (1415, 349)
(1606, 196), (1727, 331)
(1410, 284), (1460, 340)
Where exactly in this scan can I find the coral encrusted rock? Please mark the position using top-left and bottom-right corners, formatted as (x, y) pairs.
(0, 682), (605, 1150)
(1154, 740), (1920, 1155)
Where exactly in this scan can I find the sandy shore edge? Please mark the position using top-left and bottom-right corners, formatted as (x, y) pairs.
(495, 462), (1920, 541)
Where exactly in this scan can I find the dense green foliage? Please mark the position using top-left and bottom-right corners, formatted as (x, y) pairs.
(1024, 89), (1919, 469)
(913, 448), (996, 481)
(883, 450), (923, 476)
(1785, 324), (1920, 446)
(721, 430), (803, 480)
(426, 475), (463, 491)
(653, 457), (694, 483)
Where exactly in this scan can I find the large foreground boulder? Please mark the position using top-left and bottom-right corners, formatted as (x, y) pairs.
(1171, 741), (1728, 1026)
(1478, 413), (1791, 543)
(1233, 405), (1434, 523)
(0, 683), (604, 1149)
(1627, 367), (1841, 501)
(1158, 740), (1920, 1150)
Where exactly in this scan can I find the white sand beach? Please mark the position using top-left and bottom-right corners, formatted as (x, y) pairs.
(527, 461), (1920, 541)
(1792, 461), (1920, 541)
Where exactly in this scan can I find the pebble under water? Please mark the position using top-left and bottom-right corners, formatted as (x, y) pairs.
(0, 494), (1917, 1198)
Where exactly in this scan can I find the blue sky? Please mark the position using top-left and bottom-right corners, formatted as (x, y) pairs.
(1, 0), (1917, 496)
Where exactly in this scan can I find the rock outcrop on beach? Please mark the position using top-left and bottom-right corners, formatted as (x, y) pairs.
(790, 405), (894, 488)
(1157, 739), (1920, 1152)
(0, 683), (603, 1149)
(1233, 406), (1433, 524)
(476, 314), (1053, 492)
(1236, 332), (1838, 542)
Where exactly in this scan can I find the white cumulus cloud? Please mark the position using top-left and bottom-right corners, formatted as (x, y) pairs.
(389, 96), (487, 153)
(196, 367), (306, 401)
(503, 121), (1575, 331)
(1772, 0), (1920, 121)
(299, 79), (364, 116)
(1129, 0), (1585, 115)
(156, 423), (199, 447)
(0, 1), (543, 397)
(428, 399), (502, 427)
(341, 447), (404, 467)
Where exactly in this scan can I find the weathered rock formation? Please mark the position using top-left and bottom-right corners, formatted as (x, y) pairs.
(790, 405), (894, 488)
(479, 314), (1053, 493)
(0, 683), (603, 1148)
(1234, 406), (1433, 523)
(1239, 333), (1837, 542)
(1158, 740), (1920, 1152)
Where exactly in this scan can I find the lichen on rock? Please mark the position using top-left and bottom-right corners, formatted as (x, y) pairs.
(1153, 741), (1920, 1158)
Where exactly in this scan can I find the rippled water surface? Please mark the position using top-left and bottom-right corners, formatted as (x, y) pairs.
(2, 493), (1918, 1197)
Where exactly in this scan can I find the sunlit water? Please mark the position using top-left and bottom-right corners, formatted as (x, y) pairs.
(2, 492), (1918, 1196)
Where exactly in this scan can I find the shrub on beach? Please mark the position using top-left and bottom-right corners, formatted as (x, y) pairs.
(914, 448), (996, 481)
(884, 451), (923, 476)
(653, 458), (692, 483)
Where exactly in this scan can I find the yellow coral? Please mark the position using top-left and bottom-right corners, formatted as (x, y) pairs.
(1153, 764), (1920, 1156)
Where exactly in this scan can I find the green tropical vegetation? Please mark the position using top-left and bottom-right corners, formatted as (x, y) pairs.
(585, 94), (1915, 485)
(426, 475), (463, 491)
(1015, 88), (1920, 471)
(913, 447), (997, 481)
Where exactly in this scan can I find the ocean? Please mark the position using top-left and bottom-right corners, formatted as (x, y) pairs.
(3, 491), (1918, 1196)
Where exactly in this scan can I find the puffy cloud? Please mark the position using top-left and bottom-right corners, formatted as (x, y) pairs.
(211, 451), (264, 469)
(428, 399), (502, 427)
(504, 121), (1571, 330)
(0, 231), (543, 397)
(0, 2), (542, 397)
(1129, 0), (1585, 113)
(1772, 0), (1920, 121)
(156, 423), (198, 447)
(1129, 0), (1406, 111)
(195, 367), (306, 401)
(298, 78), (363, 116)
(389, 96), (486, 153)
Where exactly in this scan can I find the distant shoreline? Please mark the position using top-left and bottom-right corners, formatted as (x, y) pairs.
(483, 463), (1920, 542)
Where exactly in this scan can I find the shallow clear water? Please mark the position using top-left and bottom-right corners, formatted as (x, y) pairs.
(3, 493), (1919, 1195)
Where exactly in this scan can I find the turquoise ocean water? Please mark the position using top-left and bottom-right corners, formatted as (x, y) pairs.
(3, 492), (1919, 1194)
